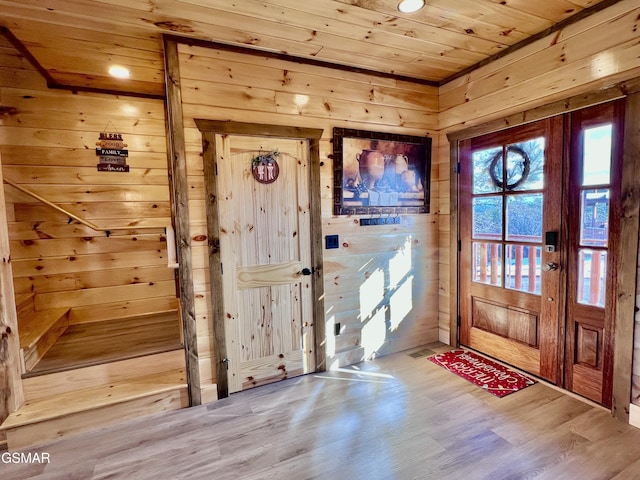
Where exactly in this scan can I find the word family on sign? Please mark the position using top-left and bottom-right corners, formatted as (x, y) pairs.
(96, 131), (129, 172)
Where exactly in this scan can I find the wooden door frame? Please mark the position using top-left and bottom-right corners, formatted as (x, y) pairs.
(195, 120), (325, 399)
(447, 80), (640, 420)
(0, 149), (25, 442)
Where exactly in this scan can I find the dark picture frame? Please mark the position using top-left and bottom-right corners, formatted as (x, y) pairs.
(333, 127), (432, 216)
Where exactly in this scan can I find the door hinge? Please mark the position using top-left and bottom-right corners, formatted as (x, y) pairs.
(457, 315), (461, 327)
(457, 240), (461, 252)
(215, 163), (218, 175)
(456, 162), (461, 174)
(221, 263), (223, 274)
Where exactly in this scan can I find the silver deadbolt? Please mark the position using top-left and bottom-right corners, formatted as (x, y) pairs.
(543, 262), (558, 272)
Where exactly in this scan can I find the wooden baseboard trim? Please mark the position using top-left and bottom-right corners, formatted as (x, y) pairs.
(200, 383), (219, 405)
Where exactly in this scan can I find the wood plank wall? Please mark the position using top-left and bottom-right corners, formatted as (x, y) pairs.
(437, 0), (640, 408)
(0, 37), (178, 340)
(174, 42), (440, 398)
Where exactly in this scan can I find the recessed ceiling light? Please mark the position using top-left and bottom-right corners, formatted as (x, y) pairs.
(398, 0), (425, 13)
(108, 65), (130, 79)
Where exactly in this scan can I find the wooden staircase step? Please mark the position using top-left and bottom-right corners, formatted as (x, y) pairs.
(19, 307), (70, 372)
(68, 300), (179, 325)
(3, 369), (187, 426)
(21, 349), (186, 402)
(1, 368), (188, 450)
(15, 292), (35, 319)
(27, 311), (182, 376)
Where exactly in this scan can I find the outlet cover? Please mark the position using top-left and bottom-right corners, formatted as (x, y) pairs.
(325, 234), (339, 249)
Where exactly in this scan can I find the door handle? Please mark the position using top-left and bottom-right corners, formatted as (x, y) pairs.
(222, 358), (230, 370)
(301, 267), (314, 276)
(543, 262), (558, 272)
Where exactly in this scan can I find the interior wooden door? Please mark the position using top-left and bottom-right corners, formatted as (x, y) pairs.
(459, 117), (564, 383)
(215, 134), (315, 394)
(564, 101), (623, 407)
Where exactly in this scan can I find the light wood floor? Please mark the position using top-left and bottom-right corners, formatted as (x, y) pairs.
(3, 342), (640, 479)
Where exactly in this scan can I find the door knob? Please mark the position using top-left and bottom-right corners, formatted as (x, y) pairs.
(543, 262), (558, 272)
(301, 267), (313, 276)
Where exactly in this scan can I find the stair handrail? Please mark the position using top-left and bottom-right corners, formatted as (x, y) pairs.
(3, 177), (179, 268)
(2, 177), (164, 237)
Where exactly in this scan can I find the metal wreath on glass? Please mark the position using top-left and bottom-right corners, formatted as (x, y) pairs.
(488, 145), (531, 190)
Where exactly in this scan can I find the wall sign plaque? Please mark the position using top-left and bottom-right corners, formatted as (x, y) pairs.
(251, 150), (280, 184)
(97, 164), (129, 172)
(96, 130), (129, 172)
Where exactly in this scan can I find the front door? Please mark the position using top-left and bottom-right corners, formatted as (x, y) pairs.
(459, 101), (623, 406)
(459, 117), (564, 383)
(215, 134), (315, 394)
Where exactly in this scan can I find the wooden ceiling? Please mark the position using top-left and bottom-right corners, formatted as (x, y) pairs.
(1, 0), (616, 97)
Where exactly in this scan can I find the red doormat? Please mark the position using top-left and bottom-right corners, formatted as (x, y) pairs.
(428, 349), (537, 397)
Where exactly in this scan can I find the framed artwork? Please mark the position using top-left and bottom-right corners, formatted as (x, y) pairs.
(333, 127), (432, 215)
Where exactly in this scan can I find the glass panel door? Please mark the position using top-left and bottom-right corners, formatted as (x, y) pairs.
(459, 117), (563, 382)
